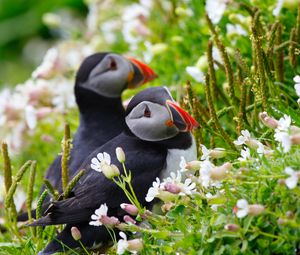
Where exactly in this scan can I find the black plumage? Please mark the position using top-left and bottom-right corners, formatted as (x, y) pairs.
(30, 87), (197, 254)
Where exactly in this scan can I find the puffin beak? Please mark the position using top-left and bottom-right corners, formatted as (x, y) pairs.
(126, 57), (158, 88)
(166, 100), (199, 132)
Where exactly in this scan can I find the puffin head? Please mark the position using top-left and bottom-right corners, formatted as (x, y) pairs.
(125, 87), (199, 142)
(75, 52), (157, 98)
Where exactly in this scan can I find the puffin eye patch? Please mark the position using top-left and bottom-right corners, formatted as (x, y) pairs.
(144, 105), (151, 118)
(109, 58), (117, 70)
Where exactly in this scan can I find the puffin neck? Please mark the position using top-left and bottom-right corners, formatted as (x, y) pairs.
(75, 86), (125, 122)
(123, 126), (193, 150)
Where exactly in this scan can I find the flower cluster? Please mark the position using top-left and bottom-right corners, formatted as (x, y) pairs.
(145, 171), (196, 202)
(0, 42), (93, 152)
(294, 75), (300, 105)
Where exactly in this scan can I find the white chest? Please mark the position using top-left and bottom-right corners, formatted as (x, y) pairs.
(159, 137), (197, 180)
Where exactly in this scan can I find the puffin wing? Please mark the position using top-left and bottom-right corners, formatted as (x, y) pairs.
(30, 133), (167, 226)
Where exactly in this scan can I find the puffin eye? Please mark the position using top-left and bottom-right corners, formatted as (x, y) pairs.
(109, 58), (117, 70)
(144, 105), (151, 118)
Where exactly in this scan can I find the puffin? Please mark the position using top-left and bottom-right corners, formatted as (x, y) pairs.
(19, 52), (157, 220)
(30, 87), (198, 254)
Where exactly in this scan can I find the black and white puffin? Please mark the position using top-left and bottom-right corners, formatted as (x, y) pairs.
(31, 87), (198, 254)
(42, 52), (157, 201)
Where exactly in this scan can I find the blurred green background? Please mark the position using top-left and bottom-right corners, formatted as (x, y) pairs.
(0, 0), (87, 87)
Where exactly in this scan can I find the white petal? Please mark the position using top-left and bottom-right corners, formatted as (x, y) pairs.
(295, 83), (300, 97)
(186, 66), (204, 83)
(236, 208), (248, 218)
(91, 214), (99, 220)
(237, 199), (248, 209)
(25, 106), (37, 129)
(285, 176), (298, 189)
(293, 75), (300, 84)
(97, 153), (104, 162)
(285, 167), (294, 175)
(91, 157), (100, 165)
(103, 152), (111, 165)
(89, 220), (101, 226)
(241, 130), (250, 138)
(119, 231), (127, 240)
(91, 164), (101, 172)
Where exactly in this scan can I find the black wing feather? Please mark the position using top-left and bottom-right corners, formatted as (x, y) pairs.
(31, 133), (166, 226)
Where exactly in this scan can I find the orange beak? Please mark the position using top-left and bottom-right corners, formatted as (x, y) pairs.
(166, 100), (199, 132)
(127, 57), (158, 88)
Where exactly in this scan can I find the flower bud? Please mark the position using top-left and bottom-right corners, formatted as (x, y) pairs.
(286, 210), (294, 219)
(161, 202), (174, 213)
(209, 148), (226, 159)
(291, 133), (300, 145)
(102, 164), (120, 179)
(171, 36), (183, 43)
(42, 13), (61, 28)
(186, 160), (201, 171)
(163, 183), (181, 194)
(71, 226), (81, 241)
(196, 55), (208, 72)
(151, 43), (168, 55)
(259, 112), (278, 129)
(277, 218), (287, 225)
(100, 215), (120, 227)
(291, 125), (300, 135)
(297, 98), (300, 107)
(248, 204), (265, 216)
(120, 203), (139, 216)
(127, 239), (143, 253)
(175, 7), (193, 17)
(116, 147), (125, 163)
(123, 215), (136, 225)
(210, 162), (231, 181)
(277, 178), (286, 185)
(157, 190), (178, 202)
(224, 223), (240, 232)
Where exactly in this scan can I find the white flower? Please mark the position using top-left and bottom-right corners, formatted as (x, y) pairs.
(89, 203), (108, 226)
(205, 0), (227, 24)
(180, 178), (196, 195)
(25, 105), (37, 129)
(277, 115), (291, 131)
(274, 115), (292, 153)
(164, 171), (196, 195)
(294, 75), (300, 84)
(91, 152), (111, 172)
(116, 232), (143, 254)
(234, 130), (251, 146)
(226, 24), (247, 36)
(256, 142), (265, 155)
(32, 47), (59, 79)
(164, 171), (182, 183)
(200, 144), (210, 161)
(117, 232), (129, 255)
(145, 177), (161, 202)
(274, 130), (291, 153)
(186, 66), (205, 83)
(235, 199), (249, 218)
(179, 156), (188, 172)
(199, 160), (214, 188)
(284, 167), (298, 189)
(294, 75), (300, 100)
(273, 0), (284, 16)
(238, 147), (250, 161)
(52, 78), (76, 111)
(122, 3), (150, 21)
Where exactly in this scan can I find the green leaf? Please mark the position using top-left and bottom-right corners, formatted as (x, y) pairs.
(166, 205), (185, 219)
